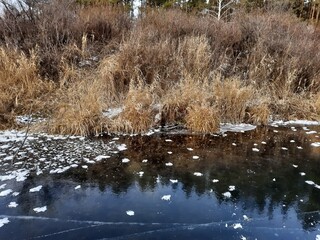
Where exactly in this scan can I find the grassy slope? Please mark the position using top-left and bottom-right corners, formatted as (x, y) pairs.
(0, 2), (319, 135)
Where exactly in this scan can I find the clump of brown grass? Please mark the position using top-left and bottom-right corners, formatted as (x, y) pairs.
(246, 104), (270, 125)
(0, 47), (53, 129)
(185, 104), (219, 133)
(113, 86), (154, 133)
(315, 94), (320, 117)
(213, 78), (253, 123)
(47, 77), (106, 136)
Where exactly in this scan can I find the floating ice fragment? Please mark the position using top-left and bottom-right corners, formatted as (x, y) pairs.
(194, 172), (203, 177)
(273, 178), (276, 182)
(117, 144), (127, 151)
(273, 130), (279, 133)
(138, 171), (144, 177)
(75, 185), (81, 190)
(8, 202), (18, 208)
(29, 185), (42, 193)
(300, 172), (306, 176)
(306, 131), (317, 134)
(167, 151), (173, 154)
(232, 143), (237, 146)
(126, 210), (134, 216)
(212, 179), (219, 183)
(292, 164), (298, 168)
(95, 155), (111, 161)
(122, 158), (130, 163)
(316, 235), (320, 240)
(12, 192), (19, 196)
(161, 195), (171, 201)
(33, 206), (47, 213)
(0, 218), (10, 228)
(243, 215), (250, 221)
(223, 192), (231, 198)
(192, 156), (199, 160)
(187, 148), (193, 151)
(0, 189), (13, 196)
(142, 159), (148, 163)
(233, 223), (242, 229)
(112, 137), (120, 140)
(228, 185), (236, 191)
(290, 140), (295, 143)
(305, 180), (315, 185)
(252, 148), (259, 152)
(297, 146), (303, 149)
(240, 235), (247, 240)
(165, 139), (173, 142)
(261, 141), (267, 144)
(220, 123), (256, 133)
(311, 142), (320, 147)
(0, 184), (6, 189)
(165, 162), (173, 166)
(315, 184), (320, 189)
(281, 147), (288, 150)
(170, 179), (178, 184)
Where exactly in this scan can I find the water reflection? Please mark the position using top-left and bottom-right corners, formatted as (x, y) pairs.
(0, 126), (320, 239)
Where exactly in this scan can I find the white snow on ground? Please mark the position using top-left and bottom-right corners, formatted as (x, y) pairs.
(193, 172), (203, 177)
(126, 210), (135, 216)
(29, 185), (42, 192)
(232, 223), (243, 229)
(220, 123), (256, 133)
(0, 218), (9, 228)
(122, 158), (130, 163)
(0, 189), (13, 197)
(161, 195), (171, 201)
(117, 144), (127, 151)
(33, 206), (47, 213)
(311, 142), (320, 147)
(8, 202), (18, 208)
(271, 120), (320, 126)
(103, 107), (123, 119)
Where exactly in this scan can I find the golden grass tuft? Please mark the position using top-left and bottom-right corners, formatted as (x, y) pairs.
(246, 104), (270, 125)
(0, 47), (53, 129)
(185, 104), (220, 133)
(213, 78), (253, 124)
(113, 86), (154, 133)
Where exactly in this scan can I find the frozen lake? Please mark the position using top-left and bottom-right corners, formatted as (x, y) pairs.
(0, 124), (320, 239)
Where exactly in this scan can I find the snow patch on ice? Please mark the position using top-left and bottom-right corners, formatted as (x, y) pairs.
(0, 218), (10, 228)
(29, 185), (42, 192)
(271, 120), (320, 126)
(311, 142), (320, 147)
(232, 223), (243, 229)
(122, 158), (130, 163)
(228, 185), (236, 191)
(0, 189), (13, 197)
(192, 156), (199, 160)
(212, 179), (219, 183)
(95, 155), (111, 161)
(252, 148), (259, 152)
(33, 206), (47, 213)
(170, 179), (178, 184)
(223, 191), (231, 198)
(220, 123), (256, 133)
(161, 195), (171, 201)
(194, 172), (203, 177)
(126, 210), (134, 216)
(305, 180), (315, 185)
(75, 185), (81, 190)
(165, 162), (173, 166)
(8, 202), (18, 208)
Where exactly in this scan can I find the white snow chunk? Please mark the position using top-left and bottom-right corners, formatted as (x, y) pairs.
(192, 156), (199, 160)
(142, 159), (148, 163)
(305, 180), (315, 185)
(223, 192), (231, 198)
(252, 148), (259, 152)
(292, 164), (298, 168)
(75, 185), (81, 190)
(167, 151), (173, 154)
(316, 235), (320, 240)
(122, 158), (130, 163)
(233, 223), (243, 229)
(187, 148), (193, 151)
(243, 215), (250, 221)
(170, 179), (178, 184)
(311, 142), (320, 147)
(0, 184), (6, 189)
(12, 192), (19, 196)
(315, 184), (320, 189)
(29, 185), (42, 193)
(165, 139), (173, 142)
(261, 141), (267, 144)
(228, 185), (236, 191)
(281, 147), (288, 150)
(161, 195), (171, 201)
(271, 120), (320, 126)
(33, 206), (47, 213)
(240, 235), (247, 240)
(290, 140), (295, 143)
(306, 131), (317, 135)
(273, 130), (279, 133)
(0, 189), (13, 196)
(300, 172), (306, 176)
(165, 162), (173, 166)
(194, 172), (203, 177)
(220, 123), (256, 133)
(212, 179), (219, 183)
(126, 210), (135, 216)
(232, 143), (237, 146)
(103, 107), (123, 119)
(8, 202), (18, 208)
(297, 146), (303, 149)
(95, 155), (111, 161)
(117, 144), (127, 151)
(0, 218), (10, 228)
(138, 171), (144, 177)
(82, 165), (88, 169)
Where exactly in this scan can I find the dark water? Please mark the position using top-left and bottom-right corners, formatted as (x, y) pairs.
(0, 125), (320, 239)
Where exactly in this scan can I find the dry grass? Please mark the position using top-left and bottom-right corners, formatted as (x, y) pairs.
(186, 104), (219, 133)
